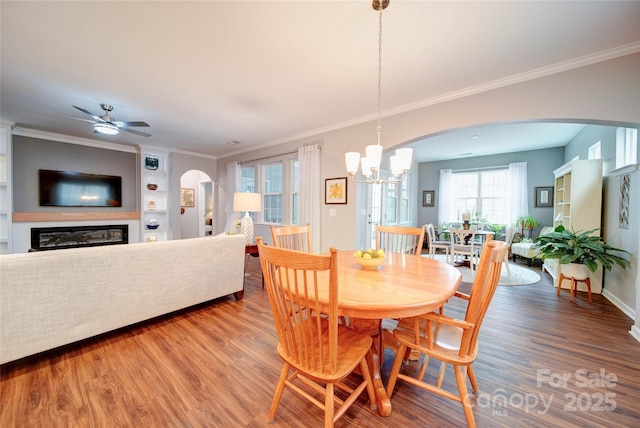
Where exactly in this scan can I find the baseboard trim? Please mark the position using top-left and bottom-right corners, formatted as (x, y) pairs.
(629, 325), (640, 343)
(602, 288), (635, 320)
(602, 289), (639, 343)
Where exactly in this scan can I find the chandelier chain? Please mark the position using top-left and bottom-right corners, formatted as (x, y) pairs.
(376, 6), (383, 143)
(345, 0), (412, 186)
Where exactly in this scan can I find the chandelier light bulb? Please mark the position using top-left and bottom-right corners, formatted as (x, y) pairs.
(345, 152), (361, 174)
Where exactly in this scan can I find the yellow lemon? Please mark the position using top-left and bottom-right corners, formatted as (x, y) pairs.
(362, 253), (372, 259)
(377, 249), (385, 257)
(355, 250), (363, 257)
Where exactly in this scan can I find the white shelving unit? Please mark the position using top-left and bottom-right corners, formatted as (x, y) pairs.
(0, 122), (14, 254)
(546, 159), (603, 293)
(141, 147), (170, 242)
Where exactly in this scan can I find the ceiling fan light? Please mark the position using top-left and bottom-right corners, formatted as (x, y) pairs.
(94, 123), (119, 135)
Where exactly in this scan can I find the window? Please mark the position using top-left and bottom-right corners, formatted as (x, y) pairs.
(452, 169), (509, 224)
(240, 166), (256, 220)
(382, 173), (411, 225)
(241, 153), (298, 225)
(263, 163), (283, 223)
(588, 141), (601, 160)
(616, 127), (638, 168)
(291, 159), (299, 225)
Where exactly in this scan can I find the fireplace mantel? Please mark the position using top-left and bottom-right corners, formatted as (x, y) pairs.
(13, 212), (139, 222)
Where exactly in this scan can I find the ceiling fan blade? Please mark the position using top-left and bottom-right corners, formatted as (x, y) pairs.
(121, 127), (151, 138)
(72, 105), (104, 122)
(116, 121), (150, 127)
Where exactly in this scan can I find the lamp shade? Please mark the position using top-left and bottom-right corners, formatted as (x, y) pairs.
(233, 192), (262, 213)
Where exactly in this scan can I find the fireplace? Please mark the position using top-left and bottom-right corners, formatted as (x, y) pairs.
(31, 225), (128, 251)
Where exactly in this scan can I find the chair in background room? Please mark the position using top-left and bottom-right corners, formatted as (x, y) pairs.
(270, 223), (312, 252)
(385, 240), (508, 428)
(375, 225), (425, 255)
(449, 227), (481, 272)
(425, 223), (451, 263)
(256, 238), (377, 427)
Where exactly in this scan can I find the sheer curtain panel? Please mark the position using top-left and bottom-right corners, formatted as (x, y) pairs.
(438, 169), (455, 223)
(507, 162), (528, 226)
(298, 144), (321, 253)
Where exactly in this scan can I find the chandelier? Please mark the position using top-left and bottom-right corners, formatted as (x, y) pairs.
(345, 0), (412, 185)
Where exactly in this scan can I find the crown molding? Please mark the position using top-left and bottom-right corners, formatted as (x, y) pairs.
(11, 127), (138, 153)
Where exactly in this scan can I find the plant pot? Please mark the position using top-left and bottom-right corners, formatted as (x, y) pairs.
(561, 263), (590, 280)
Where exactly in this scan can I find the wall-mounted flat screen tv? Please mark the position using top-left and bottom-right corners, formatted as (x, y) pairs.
(39, 169), (122, 207)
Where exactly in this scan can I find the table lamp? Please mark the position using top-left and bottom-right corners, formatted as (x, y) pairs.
(233, 192), (262, 244)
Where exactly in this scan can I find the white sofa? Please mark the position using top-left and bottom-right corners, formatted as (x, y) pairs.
(0, 234), (246, 364)
(510, 226), (554, 266)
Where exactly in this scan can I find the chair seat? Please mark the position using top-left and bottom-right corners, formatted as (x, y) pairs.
(393, 322), (477, 365)
(432, 240), (450, 246)
(278, 321), (373, 382)
(451, 244), (478, 253)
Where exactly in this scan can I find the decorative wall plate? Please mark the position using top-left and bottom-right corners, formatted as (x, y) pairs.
(145, 157), (159, 170)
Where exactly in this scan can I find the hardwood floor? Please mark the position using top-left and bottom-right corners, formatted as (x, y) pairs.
(2, 256), (639, 427)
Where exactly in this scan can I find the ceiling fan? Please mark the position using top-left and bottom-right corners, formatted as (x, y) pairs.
(72, 103), (151, 137)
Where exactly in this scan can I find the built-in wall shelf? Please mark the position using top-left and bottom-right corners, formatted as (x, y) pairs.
(550, 159), (603, 294)
(13, 212), (140, 222)
(140, 147), (170, 242)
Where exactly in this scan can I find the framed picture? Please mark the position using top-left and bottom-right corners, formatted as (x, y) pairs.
(422, 190), (435, 207)
(325, 177), (347, 204)
(535, 186), (554, 208)
(180, 188), (195, 207)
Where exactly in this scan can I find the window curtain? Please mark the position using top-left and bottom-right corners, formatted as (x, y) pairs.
(438, 169), (455, 223)
(224, 161), (241, 233)
(298, 144), (321, 253)
(507, 162), (528, 226)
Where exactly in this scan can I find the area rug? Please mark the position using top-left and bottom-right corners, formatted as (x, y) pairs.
(426, 254), (541, 286)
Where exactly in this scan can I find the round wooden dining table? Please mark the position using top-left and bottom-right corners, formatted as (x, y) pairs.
(314, 250), (462, 416)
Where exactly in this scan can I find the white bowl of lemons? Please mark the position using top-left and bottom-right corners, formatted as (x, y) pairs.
(353, 249), (385, 269)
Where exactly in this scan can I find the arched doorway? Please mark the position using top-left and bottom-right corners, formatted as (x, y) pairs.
(180, 169), (214, 239)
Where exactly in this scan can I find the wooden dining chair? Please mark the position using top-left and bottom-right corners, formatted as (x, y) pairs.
(425, 223), (451, 263)
(375, 225), (425, 255)
(270, 223), (312, 252)
(449, 227), (481, 272)
(376, 225), (425, 362)
(256, 237), (377, 427)
(385, 240), (508, 428)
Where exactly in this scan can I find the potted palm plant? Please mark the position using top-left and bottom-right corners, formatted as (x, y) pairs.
(516, 215), (540, 239)
(533, 225), (630, 279)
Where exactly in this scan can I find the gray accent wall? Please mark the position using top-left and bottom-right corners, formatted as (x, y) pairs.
(12, 136), (138, 212)
(417, 147), (565, 235)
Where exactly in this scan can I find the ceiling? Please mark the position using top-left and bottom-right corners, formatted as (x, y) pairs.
(1, 1), (639, 163)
